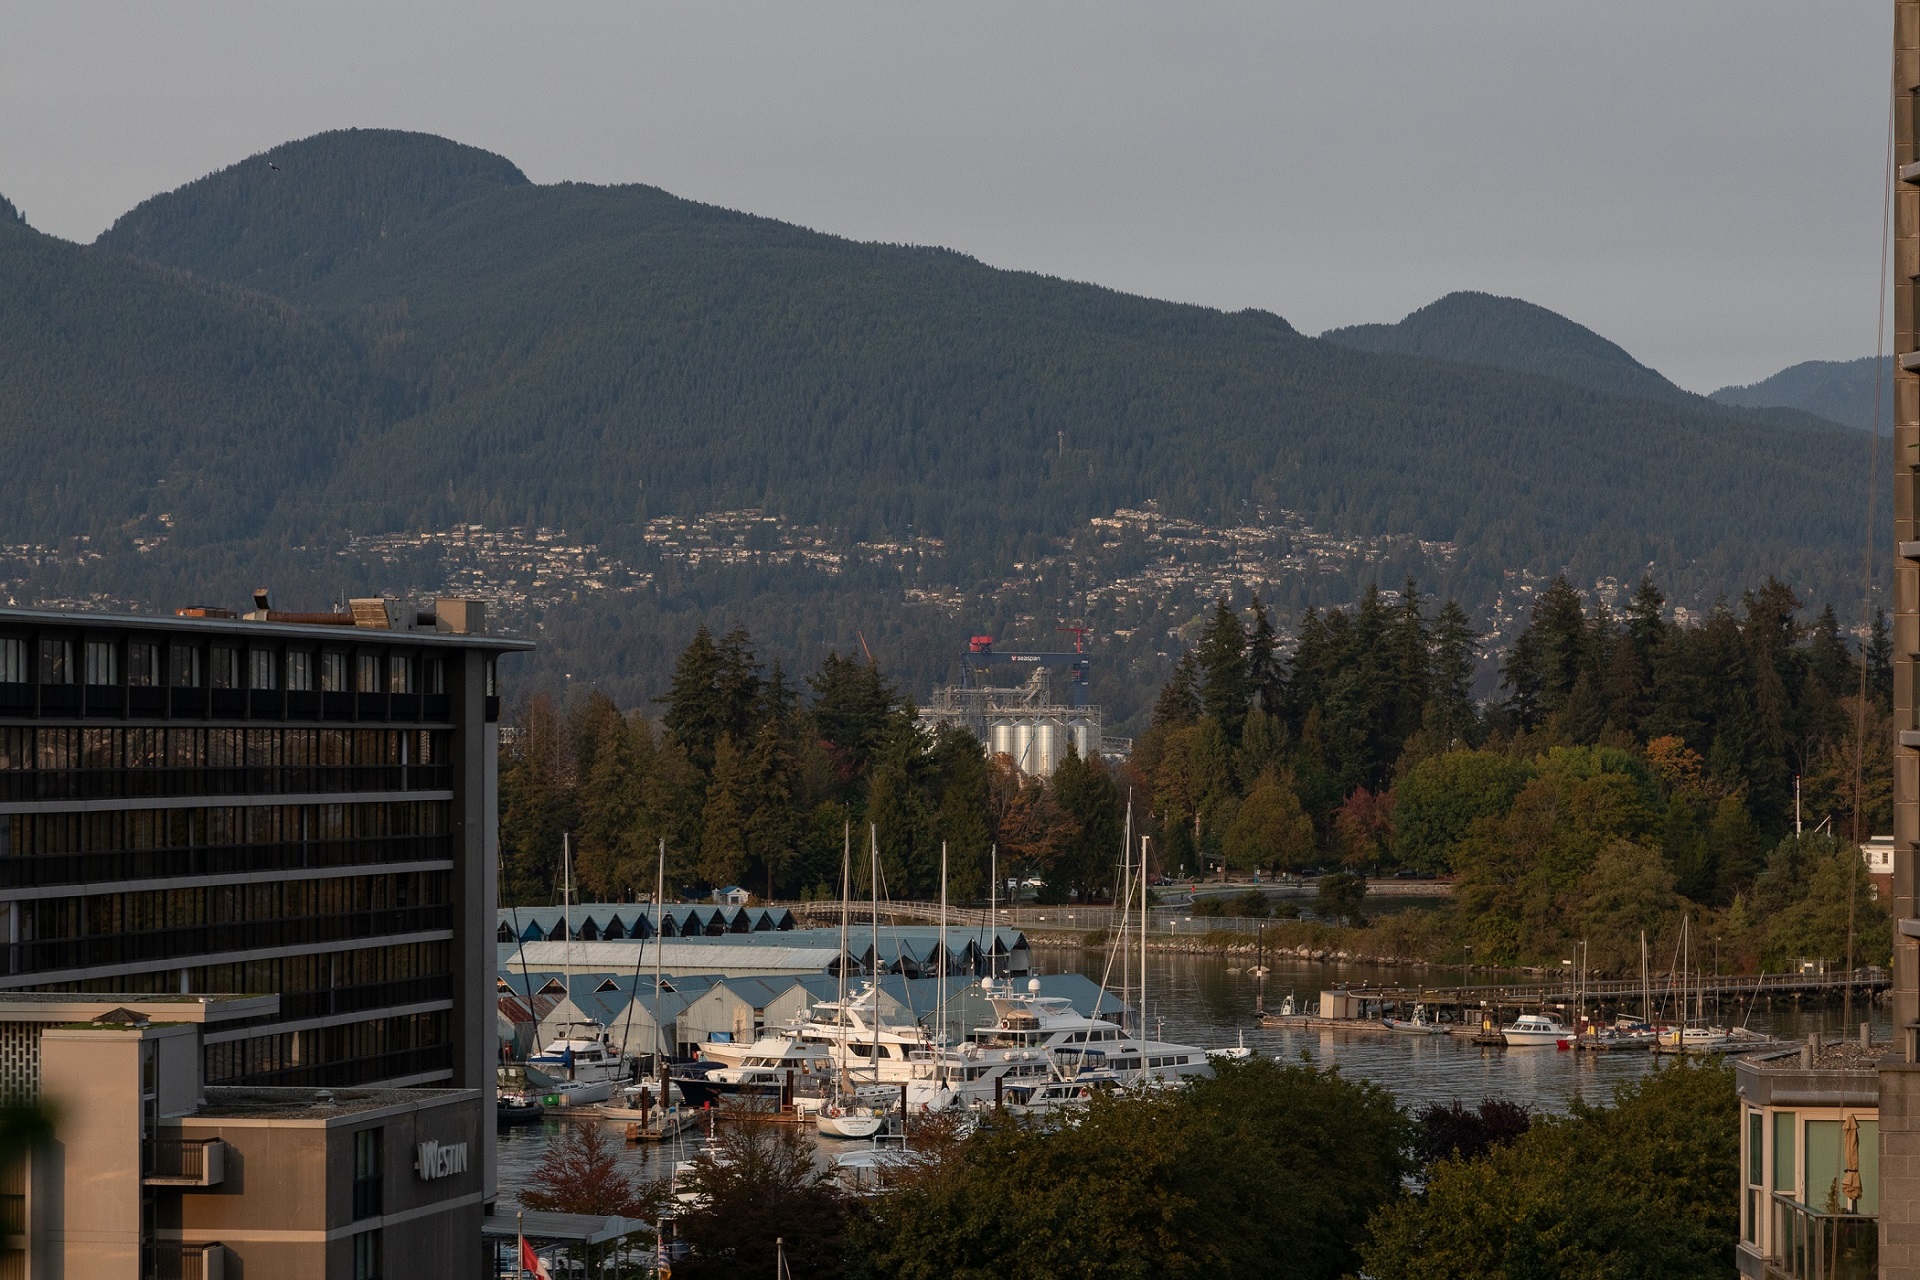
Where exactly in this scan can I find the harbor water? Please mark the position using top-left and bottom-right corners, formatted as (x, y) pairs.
(494, 946), (1892, 1206)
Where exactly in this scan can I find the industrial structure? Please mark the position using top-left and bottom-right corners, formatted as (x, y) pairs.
(917, 634), (1125, 776)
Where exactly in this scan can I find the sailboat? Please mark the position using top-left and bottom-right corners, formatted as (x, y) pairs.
(817, 825), (888, 1138)
(1658, 915), (1731, 1052)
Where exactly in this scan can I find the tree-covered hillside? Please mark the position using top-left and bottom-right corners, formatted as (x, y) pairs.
(94, 128), (529, 297)
(1321, 291), (1694, 404)
(1711, 355), (1890, 433)
(0, 208), (382, 548)
(0, 128), (1887, 720)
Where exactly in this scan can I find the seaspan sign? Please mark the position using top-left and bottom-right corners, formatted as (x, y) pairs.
(415, 1139), (469, 1181)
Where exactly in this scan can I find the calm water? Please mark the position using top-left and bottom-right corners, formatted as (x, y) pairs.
(493, 947), (1892, 1206)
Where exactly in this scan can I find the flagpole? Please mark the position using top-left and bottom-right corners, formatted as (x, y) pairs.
(517, 1209), (526, 1279)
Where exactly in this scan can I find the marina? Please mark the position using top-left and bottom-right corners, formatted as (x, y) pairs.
(493, 946), (1892, 1207)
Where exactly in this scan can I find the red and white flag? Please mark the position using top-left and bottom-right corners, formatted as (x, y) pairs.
(520, 1237), (552, 1280)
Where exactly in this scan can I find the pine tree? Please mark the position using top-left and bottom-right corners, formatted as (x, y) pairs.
(1195, 598), (1251, 741)
(1869, 607), (1894, 709)
(1151, 653), (1202, 729)
(699, 734), (751, 888)
(663, 626), (726, 772)
(1246, 597), (1284, 713)
(1426, 599), (1478, 747)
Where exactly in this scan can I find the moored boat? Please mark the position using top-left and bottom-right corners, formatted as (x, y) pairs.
(1500, 1013), (1570, 1047)
(1382, 1003), (1448, 1036)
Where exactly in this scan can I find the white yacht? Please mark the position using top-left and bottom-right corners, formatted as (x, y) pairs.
(526, 1026), (635, 1103)
(1500, 1014), (1570, 1047)
(669, 1032), (836, 1107)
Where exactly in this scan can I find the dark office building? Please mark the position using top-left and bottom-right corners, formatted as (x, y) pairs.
(0, 597), (525, 1164)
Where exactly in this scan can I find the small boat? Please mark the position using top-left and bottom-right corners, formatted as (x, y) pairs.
(1659, 1025), (1732, 1053)
(1207, 1029), (1254, 1061)
(496, 1095), (545, 1125)
(1382, 1003), (1448, 1036)
(1500, 1013), (1570, 1047)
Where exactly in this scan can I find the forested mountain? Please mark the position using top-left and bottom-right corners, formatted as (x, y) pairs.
(1320, 291), (1694, 405)
(0, 203), (382, 547)
(0, 128), (1885, 722)
(1711, 356), (1890, 433)
(95, 129), (529, 297)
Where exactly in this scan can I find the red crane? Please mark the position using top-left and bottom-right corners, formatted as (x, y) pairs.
(1056, 625), (1092, 654)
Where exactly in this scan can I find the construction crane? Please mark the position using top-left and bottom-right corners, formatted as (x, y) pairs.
(1056, 625), (1092, 654)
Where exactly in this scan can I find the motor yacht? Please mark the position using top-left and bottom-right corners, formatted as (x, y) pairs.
(1500, 1013), (1570, 1047)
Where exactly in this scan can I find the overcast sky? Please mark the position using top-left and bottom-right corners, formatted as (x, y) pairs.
(0, 2), (1892, 391)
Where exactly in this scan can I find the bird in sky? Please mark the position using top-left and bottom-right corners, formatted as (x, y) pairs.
(267, 162), (281, 171)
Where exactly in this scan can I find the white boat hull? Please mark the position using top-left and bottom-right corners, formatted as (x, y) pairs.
(1500, 1030), (1566, 1047)
(817, 1109), (887, 1138)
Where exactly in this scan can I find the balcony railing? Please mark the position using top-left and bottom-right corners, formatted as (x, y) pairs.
(143, 1242), (226, 1280)
(143, 1138), (226, 1187)
(1769, 1194), (1877, 1280)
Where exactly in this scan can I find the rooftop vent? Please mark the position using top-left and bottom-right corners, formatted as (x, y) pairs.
(93, 1007), (150, 1027)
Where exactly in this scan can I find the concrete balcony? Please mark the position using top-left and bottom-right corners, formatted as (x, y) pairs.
(143, 1137), (226, 1187)
(1902, 159), (1920, 184)
(1901, 541), (1920, 562)
(1902, 351), (1920, 373)
(143, 1243), (226, 1280)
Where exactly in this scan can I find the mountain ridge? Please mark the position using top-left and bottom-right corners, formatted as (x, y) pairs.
(0, 128), (1885, 721)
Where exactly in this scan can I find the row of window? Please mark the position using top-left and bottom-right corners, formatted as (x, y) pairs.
(0, 636), (445, 694)
(0, 802), (449, 856)
(52, 940), (452, 999)
(13, 871), (450, 941)
(202, 1010), (450, 1085)
(0, 727), (447, 772)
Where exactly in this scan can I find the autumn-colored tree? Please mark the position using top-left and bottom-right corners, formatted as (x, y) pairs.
(519, 1122), (660, 1219)
(1332, 786), (1394, 871)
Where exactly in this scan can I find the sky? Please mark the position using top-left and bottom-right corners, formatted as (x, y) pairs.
(0, 2), (1894, 392)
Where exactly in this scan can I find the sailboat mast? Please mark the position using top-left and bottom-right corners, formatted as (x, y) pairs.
(1119, 805), (1132, 1031)
(990, 843), (999, 984)
(1128, 832), (1144, 1043)
(870, 824), (881, 1073)
(939, 841), (949, 1057)
(563, 831), (573, 978)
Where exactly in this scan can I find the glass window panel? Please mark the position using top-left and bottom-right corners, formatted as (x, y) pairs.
(423, 657), (444, 695)
(356, 655), (380, 694)
(250, 649), (278, 691)
(1806, 1119), (1841, 1212)
(209, 647), (239, 689)
(170, 645), (202, 688)
(1859, 1118), (1880, 1216)
(84, 640), (118, 686)
(0, 638), (23, 684)
(1749, 1109), (1764, 1185)
(321, 653), (347, 693)
(38, 639), (72, 685)
(1774, 1111), (1797, 1197)
(286, 652), (313, 692)
(127, 642), (160, 687)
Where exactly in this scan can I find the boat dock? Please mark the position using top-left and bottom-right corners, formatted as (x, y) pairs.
(1295, 967), (1886, 1019)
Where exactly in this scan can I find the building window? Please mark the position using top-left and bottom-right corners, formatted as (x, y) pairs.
(321, 653), (347, 693)
(170, 644), (202, 688)
(423, 657), (444, 695)
(352, 1128), (383, 1220)
(0, 639), (24, 684)
(38, 640), (73, 685)
(353, 1228), (382, 1280)
(286, 652), (314, 692)
(356, 655), (380, 694)
(1773, 1110), (1796, 1199)
(387, 656), (411, 695)
(209, 647), (240, 690)
(249, 649), (278, 691)
(128, 642), (160, 687)
(83, 641), (118, 687)
(485, 658), (496, 698)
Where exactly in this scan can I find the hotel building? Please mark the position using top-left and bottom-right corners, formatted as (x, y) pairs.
(0, 597), (527, 1278)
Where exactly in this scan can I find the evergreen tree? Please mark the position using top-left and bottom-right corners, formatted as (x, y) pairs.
(663, 626), (726, 772)
(1195, 599), (1251, 742)
(1425, 599), (1479, 748)
(1151, 652), (1203, 729)
(1870, 606), (1894, 708)
(1246, 597), (1284, 713)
